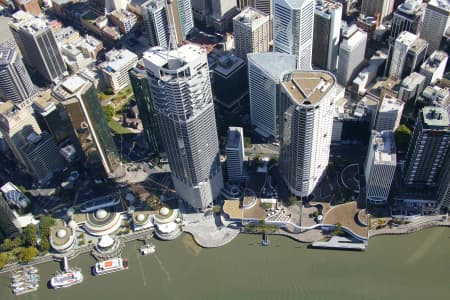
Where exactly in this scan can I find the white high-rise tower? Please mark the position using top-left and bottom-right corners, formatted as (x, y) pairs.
(420, 0), (450, 54)
(273, 0), (315, 70)
(143, 45), (224, 210)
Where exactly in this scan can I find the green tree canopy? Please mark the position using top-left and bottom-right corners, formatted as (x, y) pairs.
(18, 247), (39, 263)
(0, 237), (22, 251)
(102, 105), (115, 122)
(395, 124), (412, 152)
(22, 225), (37, 247)
(288, 196), (298, 206)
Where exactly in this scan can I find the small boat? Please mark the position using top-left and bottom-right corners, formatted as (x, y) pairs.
(140, 244), (156, 255)
(262, 232), (270, 246)
(92, 258), (128, 276)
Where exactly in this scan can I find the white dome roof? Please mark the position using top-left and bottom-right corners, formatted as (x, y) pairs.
(96, 209), (108, 219)
(136, 214), (145, 222)
(56, 229), (67, 238)
(160, 207), (169, 216)
(98, 235), (114, 248)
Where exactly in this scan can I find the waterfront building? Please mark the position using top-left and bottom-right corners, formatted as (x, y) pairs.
(49, 221), (77, 253)
(398, 72), (426, 103)
(9, 11), (67, 83)
(143, 45), (223, 210)
(364, 130), (396, 205)
(419, 50), (449, 86)
(337, 25), (367, 86)
(232, 7), (270, 61)
(404, 106), (450, 187)
(211, 53), (247, 111)
(388, 31), (428, 80)
(129, 60), (164, 154)
(419, 0), (450, 54)
(279, 70), (336, 198)
(52, 75), (122, 179)
(142, 0), (194, 47)
(312, 0), (342, 72)
(226, 127), (245, 182)
(374, 94), (404, 132)
(99, 49), (138, 93)
(361, 0), (394, 24)
(273, 0), (315, 70)
(0, 46), (37, 108)
(247, 52), (297, 138)
(389, 0), (424, 42)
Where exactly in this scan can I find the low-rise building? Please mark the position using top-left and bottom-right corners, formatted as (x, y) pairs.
(419, 51), (449, 86)
(109, 9), (138, 34)
(100, 49), (138, 93)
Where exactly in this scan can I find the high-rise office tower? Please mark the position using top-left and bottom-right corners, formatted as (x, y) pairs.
(143, 45), (223, 210)
(374, 94), (404, 131)
(191, 0), (210, 24)
(404, 106), (450, 187)
(361, 0), (395, 23)
(0, 101), (41, 173)
(419, 50), (449, 86)
(273, 0), (315, 70)
(129, 60), (164, 154)
(312, 0), (342, 71)
(142, 0), (194, 47)
(0, 46), (37, 108)
(19, 131), (65, 184)
(9, 12), (67, 84)
(209, 0), (239, 32)
(226, 127), (245, 181)
(437, 152), (450, 210)
(233, 7), (270, 61)
(237, 0), (274, 40)
(247, 52), (297, 138)
(364, 130), (397, 205)
(238, 0), (272, 15)
(336, 25), (367, 86)
(52, 75), (122, 179)
(388, 31), (428, 80)
(420, 0), (450, 54)
(390, 0), (424, 42)
(279, 70), (336, 197)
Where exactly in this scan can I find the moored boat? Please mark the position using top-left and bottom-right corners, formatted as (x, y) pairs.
(50, 269), (83, 289)
(92, 257), (128, 276)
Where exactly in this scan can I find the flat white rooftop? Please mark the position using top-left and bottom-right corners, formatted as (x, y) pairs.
(373, 131), (396, 163)
(379, 95), (404, 112)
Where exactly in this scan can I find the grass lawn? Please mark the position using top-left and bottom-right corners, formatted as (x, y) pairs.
(108, 120), (131, 134)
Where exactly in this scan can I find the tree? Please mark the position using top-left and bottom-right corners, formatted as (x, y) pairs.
(244, 137), (252, 148)
(288, 196), (298, 206)
(395, 124), (412, 153)
(102, 105), (115, 122)
(18, 247), (39, 263)
(40, 238), (50, 253)
(0, 238), (22, 251)
(22, 225), (37, 247)
(0, 252), (10, 269)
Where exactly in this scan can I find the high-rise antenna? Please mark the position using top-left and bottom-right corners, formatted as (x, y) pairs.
(165, 0), (178, 51)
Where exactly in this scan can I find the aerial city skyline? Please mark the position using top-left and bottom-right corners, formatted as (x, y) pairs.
(0, 0), (448, 298)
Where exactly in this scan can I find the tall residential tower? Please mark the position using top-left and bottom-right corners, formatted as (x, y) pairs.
(279, 70), (336, 197)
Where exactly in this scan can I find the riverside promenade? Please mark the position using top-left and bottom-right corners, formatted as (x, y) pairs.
(369, 216), (450, 237)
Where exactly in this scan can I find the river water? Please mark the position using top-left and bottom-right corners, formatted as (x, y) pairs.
(1, 228), (449, 300)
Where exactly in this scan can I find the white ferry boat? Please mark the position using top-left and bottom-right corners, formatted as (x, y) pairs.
(92, 258), (128, 276)
(50, 269), (83, 289)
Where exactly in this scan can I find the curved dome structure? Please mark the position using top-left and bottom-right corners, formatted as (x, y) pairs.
(56, 229), (67, 238)
(96, 209), (108, 219)
(50, 224), (76, 253)
(160, 207), (169, 216)
(84, 208), (122, 236)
